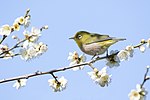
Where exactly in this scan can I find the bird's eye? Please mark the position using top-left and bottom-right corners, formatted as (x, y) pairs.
(78, 35), (82, 39)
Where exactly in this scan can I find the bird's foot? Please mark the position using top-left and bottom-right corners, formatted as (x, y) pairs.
(106, 50), (109, 57)
(91, 54), (99, 60)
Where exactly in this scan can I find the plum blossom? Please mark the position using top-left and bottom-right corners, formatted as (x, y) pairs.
(117, 45), (134, 61)
(48, 76), (67, 92)
(20, 42), (48, 61)
(128, 84), (147, 100)
(0, 24), (11, 36)
(88, 67), (111, 87)
(68, 51), (86, 71)
(106, 50), (120, 68)
(13, 79), (27, 90)
(139, 46), (145, 53)
(146, 38), (150, 48)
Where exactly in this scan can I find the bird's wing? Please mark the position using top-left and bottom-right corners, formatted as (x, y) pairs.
(91, 33), (109, 39)
(85, 37), (113, 45)
(84, 33), (112, 45)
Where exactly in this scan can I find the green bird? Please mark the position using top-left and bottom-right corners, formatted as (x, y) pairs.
(69, 31), (126, 57)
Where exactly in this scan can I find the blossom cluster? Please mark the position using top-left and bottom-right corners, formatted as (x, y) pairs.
(106, 38), (150, 68)
(0, 9), (48, 60)
(104, 45), (134, 68)
(0, 15), (30, 36)
(128, 66), (150, 100)
(20, 27), (48, 60)
(117, 38), (150, 62)
(88, 67), (111, 87)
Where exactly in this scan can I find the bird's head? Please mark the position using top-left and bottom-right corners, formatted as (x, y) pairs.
(69, 31), (91, 47)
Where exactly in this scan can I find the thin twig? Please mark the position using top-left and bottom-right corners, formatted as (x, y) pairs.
(141, 67), (150, 87)
(50, 73), (59, 83)
(0, 53), (20, 58)
(24, 9), (30, 18)
(133, 40), (147, 48)
(0, 35), (7, 44)
(0, 39), (26, 56)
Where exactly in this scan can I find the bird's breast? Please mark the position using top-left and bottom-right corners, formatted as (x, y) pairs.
(81, 43), (107, 55)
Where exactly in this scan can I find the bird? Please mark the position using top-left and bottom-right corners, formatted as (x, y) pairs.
(69, 31), (126, 58)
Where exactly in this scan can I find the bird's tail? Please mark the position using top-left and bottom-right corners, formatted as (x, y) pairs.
(112, 38), (126, 41)
(116, 38), (126, 41)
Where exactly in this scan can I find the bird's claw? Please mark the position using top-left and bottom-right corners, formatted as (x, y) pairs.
(106, 50), (109, 57)
(91, 53), (99, 60)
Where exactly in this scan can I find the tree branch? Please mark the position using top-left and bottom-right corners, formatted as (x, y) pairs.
(0, 54), (112, 84)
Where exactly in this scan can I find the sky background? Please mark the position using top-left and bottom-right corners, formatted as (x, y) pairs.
(0, 0), (150, 100)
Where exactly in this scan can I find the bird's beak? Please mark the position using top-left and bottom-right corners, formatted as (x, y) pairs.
(69, 37), (74, 39)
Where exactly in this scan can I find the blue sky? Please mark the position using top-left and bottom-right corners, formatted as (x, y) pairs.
(0, 0), (150, 100)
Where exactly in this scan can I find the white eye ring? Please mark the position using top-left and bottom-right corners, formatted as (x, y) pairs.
(78, 35), (82, 39)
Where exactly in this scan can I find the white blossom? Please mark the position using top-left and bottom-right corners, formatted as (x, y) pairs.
(106, 50), (120, 68)
(146, 76), (150, 80)
(20, 42), (48, 61)
(20, 47), (37, 60)
(68, 51), (86, 71)
(44, 25), (48, 29)
(126, 45), (134, 57)
(128, 84), (147, 100)
(14, 16), (25, 25)
(117, 45), (135, 61)
(30, 27), (41, 42)
(146, 38), (150, 48)
(28, 47), (37, 57)
(23, 27), (41, 43)
(117, 50), (129, 61)
(34, 42), (48, 54)
(24, 16), (31, 28)
(22, 40), (33, 49)
(88, 67), (111, 87)
(22, 30), (33, 49)
(12, 22), (20, 31)
(13, 79), (27, 90)
(147, 65), (150, 69)
(0, 24), (11, 36)
(20, 49), (29, 60)
(31, 27), (41, 36)
(0, 45), (8, 53)
(67, 51), (79, 62)
(23, 27), (41, 49)
(48, 76), (67, 92)
(128, 90), (141, 100)
(139, 46), (145, 53)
